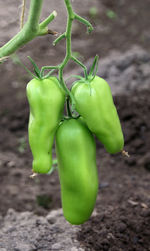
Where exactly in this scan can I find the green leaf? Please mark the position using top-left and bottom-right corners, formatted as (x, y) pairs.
(47, 158), (58, 175)
(47, 165), (58, 175)
(52, 158), (58, 165)
(89, 55), (99, 77)
(18, 137), (26, 153)
(72, 51), (84, 61)
(10, 54), (37, 79)
(106, 10), (117, 19)
(28, 56), (41, 78)
(89, 7), (98, 18)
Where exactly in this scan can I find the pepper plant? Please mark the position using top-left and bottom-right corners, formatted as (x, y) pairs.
(0, 0), (128, 225)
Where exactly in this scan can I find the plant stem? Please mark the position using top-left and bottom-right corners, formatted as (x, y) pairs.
(71, 56), (88, 79)
(66, 96), (72, 117)
(40, 11), (57, 30)
(0, 0), (57, 58)
(55, 0), (93, 107)
(58, 0), (75, 105)
(41, 65), (59, 77)
(53, 33), (66, 46)
(74, 13), (93, 33)
(59, 0), (74, 81)
(27, 0), (43, 28)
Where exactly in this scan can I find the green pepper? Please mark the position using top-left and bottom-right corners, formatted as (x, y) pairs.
(55, 117), (98, 225)
(26, 77), (65, 174)
(71, 76), (124, 154)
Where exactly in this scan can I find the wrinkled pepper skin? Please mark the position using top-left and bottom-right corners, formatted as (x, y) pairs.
(55, 118), (98, 225)
(71, 76), (124, 154)
(26, 77), (65, 174)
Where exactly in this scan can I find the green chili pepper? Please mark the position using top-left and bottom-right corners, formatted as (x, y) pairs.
(26, 77), (65, 174)
(56, 117), (98, 225)
(71, 76), (124, 154)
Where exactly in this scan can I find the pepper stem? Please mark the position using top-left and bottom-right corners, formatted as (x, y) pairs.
(66, 96), (72, 117)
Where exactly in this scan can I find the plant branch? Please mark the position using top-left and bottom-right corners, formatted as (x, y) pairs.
(71, 56), (88, 79)
(41, 65), (59, 77)
(57, 0), (93, 84)
(74, 13), (94, 33)
(39, 11), (57, 30)
(27, 0), (43, 27)
(54, 0), (93, 107)
(53, 33), (66, 46)
(0, 0), (57, 58)
(57, 0), (75, 107)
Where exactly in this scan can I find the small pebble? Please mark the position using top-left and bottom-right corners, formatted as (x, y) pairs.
(118, 223), (127, 233)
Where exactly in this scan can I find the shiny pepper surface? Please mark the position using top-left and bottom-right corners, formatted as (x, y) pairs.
(26, 77), (65, 174)
(56, 118), (98, 225)
(71, 76), (124, 154)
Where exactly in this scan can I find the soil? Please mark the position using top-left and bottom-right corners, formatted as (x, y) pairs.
(0, 0), (150, 250)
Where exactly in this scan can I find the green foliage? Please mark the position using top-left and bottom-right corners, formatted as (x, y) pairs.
(18, 137), (27, 153)
(89, 7), (98, 19)
(106, 9), (117, 19)
(72, 51), (84, 61)
(47, 158), (58, 175)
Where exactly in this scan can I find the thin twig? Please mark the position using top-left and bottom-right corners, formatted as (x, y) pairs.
(0, 56), (9, 63)
(20, 0), (26, 29)
(48, 29), (58, 36)
(122, 150), (130, 157)
(30, 173), (38, 179)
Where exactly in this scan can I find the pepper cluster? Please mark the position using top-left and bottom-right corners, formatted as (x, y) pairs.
(26, 71), (124, 225)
